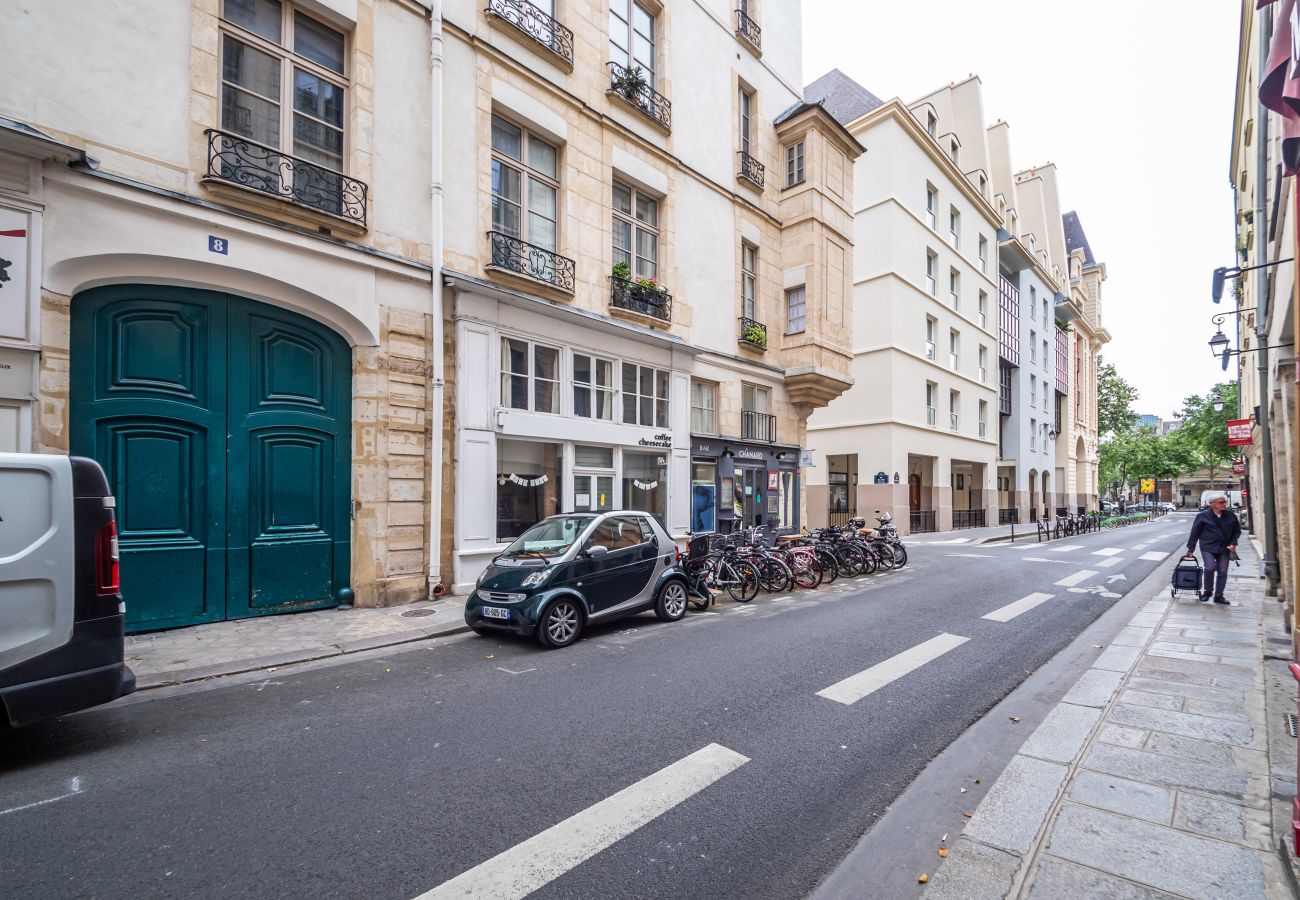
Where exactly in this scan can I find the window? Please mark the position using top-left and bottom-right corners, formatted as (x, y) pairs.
(742, 383), (772, 441)
(925, 316), (936, 360)
(741, 243), (757, 320)
(786, 286), (807, 333)
(978, 173), (987, 197)
(573, 445), (615, 514)
(925, 184), (937, 228)
(609, 1), (655, 86)
(621, 362), (669, 427)
(949, 139), (959, 164)
(978, 400), (988, 438)
(1042, 298), (1048, 324)
(496, 439), (562, 541)
(949, 206), (960, 248)
(978, 290), (988, 329)
(925, 251), (937, 296)
(925, 382), (937, 426)
(491, 115), (559, 252)
(738, 86), (754, 156)
(1029, 330), (1037, 364)
(501, 337), (559, 413)
(978, 235), (988, 273)
(785, 141), (805, 187)
(1029, 285), (1036, 314)
(949, 269), (960, 309)
(622, 452), (666, 519)
(949, 329), (959, 370)
(612, 180), (659, 280)
(743, 383), (770, 413)
(926, 111), (937, 136)
(1043, 339), (1049, 372)
(691, 460), (717, 532)
(691, 380), (717, 434)
(1030, 417), (1037, 451)
(573, 353), (614, 420)
(1030, 375), (1037, 409)
(978, 345), (988, 383)
(949, 390), (959, 431)
(220, 0), (348, 189)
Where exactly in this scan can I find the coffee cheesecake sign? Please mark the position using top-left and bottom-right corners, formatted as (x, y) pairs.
(638, 432), (672, 449)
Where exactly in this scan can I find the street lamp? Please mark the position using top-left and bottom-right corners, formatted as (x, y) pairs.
(1211, 391), (1225, 413)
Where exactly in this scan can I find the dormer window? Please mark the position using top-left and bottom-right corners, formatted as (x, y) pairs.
(926, 111), (937, 136)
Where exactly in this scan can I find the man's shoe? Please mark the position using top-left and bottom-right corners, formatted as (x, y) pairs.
(1199, 593), (1211, 602)
(1213, 596), (1230, 605)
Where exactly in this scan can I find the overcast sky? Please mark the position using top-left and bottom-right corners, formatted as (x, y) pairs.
(802, 0), (1242, 420)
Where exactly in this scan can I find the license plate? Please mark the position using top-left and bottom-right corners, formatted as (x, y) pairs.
(481, 606), (510, 621)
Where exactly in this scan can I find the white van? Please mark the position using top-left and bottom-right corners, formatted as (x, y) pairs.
(1199, 489), (1244, 509)
(0, 453), (135, 726)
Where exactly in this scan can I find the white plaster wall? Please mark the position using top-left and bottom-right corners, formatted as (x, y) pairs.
(372, 1), (434, 245)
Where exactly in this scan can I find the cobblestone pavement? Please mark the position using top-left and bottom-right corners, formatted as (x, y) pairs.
(926, 538), (1297, 899)
(124, 599), (467, 688)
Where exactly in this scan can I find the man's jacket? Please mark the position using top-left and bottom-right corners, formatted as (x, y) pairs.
(1187, 508), (1243, 554)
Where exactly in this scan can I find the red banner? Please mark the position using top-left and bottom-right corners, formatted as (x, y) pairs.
(1227, 419), (1254, 445)
(1233, 459), (1246, 474)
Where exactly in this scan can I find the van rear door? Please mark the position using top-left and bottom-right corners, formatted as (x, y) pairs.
(0, 452), (76, 670)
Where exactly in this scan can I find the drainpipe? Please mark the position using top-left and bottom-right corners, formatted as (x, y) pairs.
(426, 1), (447, 598)
(1255, 2), (1282, 595)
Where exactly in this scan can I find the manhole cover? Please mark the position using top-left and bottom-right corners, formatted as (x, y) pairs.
(401, 609), (437, 618)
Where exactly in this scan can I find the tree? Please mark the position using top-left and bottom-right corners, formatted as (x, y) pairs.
(1170, 382), (1239, 488)
(1097, 357), (1139, 439)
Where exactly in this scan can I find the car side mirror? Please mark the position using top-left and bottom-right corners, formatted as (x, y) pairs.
(583, 544), (609, 558)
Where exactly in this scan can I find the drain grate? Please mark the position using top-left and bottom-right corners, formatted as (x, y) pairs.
(1287, 714), (1297, 739)
(401, 608), (438, 619)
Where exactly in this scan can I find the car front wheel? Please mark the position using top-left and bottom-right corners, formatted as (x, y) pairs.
(656, 580), (688, 621)
(537, 598), (583, 649)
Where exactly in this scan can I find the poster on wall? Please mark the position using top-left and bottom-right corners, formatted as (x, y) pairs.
(0, 206), (33, 344)
(767, 471), (779, 490)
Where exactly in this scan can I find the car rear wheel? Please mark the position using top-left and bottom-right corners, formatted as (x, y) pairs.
(655, 580), (688, 621)
(537, 598), (583, 648)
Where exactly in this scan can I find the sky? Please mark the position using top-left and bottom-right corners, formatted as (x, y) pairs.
(801, 0), (1243, 420)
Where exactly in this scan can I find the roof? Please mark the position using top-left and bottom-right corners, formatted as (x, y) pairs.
(801, 69), (885, 126)
(1062, 211), (1097, 266)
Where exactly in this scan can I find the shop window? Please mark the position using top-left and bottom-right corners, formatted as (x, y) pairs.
(691, 459), (717, 532)
(622, 450), (666, 519)
(779, 470), (796, 527)
(573, 353), (614, 420)
(621, 362), (669, 427)
(691, 380), (716, 434)
(496, 438), (562, 541)
(500, 337), (559, 413)
(573, 445), (614, 514)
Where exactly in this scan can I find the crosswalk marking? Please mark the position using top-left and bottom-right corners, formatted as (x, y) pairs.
(1049, 544), (1083, 552)
(415, 744), (750, 900)
(816, 633), (969, 705)
(982, 592), (1054, 623)
(1055, 569), (1098, 587)
(1096, 557), (1124, 568)
(1139, 551), (1169, 561)
(1091, 547), (1124, 556)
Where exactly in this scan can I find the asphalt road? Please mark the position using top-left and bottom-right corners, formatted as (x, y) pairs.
(0, 514), (1196, 900)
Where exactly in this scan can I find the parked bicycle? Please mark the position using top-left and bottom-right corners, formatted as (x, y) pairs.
(683, 534), (760, 605)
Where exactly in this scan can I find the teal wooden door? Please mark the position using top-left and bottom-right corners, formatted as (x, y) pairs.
(71, 286), (351, 632)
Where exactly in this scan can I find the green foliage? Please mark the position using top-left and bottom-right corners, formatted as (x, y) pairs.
(1098, 423), (1195, 496)
(1170, 381), (1239, 487)
(614, 65), (647, 102)
(1097, 357), (1139, 438)
(741, 323), (767, 348)
(612, 260), (632, 282)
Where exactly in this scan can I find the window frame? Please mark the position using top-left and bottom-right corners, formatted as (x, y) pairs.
(949, 268), (960, 309)
(609, 0), (656, 86)
(948, 206), (960, 248)
(978, 235), (988, 273)
(925, 250), (937, 296)
(490, 113), (560, 253)
(621, 361), (670, 428)
(785, 285), (807, 334)
(572, 351), (615, 421)
(690, 380), (717, 434)
(500, 335), (561, 414)
(612, 179), (660, 280)
(948, 328), (959, 371)
(925, 381), (937, 426)
(949, 389), (960, 431)
(925, 315), (937, 361)
(740, 242), (757, 320)
(925, 183), (937, 229)
(784, 140), (806, 187)
(738, 85), (754, 156)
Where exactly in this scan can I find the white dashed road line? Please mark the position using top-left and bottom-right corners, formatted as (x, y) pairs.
(982, 592), (1054, 623)
(1091, 547), (1124, 556)
(1095, 557), (1124, 568)
(1048, 544), (1083, 553)
(816, 633), (970, 705)
(1055, 569), (1098, 587)
(1139, 551), (1170, 561)
(415, 744), (749, 900)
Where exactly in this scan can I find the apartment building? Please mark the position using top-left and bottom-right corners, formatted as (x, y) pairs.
(1062, 210), (1107, 512)
(442, 1), (861, 591)
(804, 72), (1000, 534)
(0, 0), (439, 629)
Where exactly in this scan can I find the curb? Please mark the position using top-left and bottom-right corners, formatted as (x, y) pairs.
(133, 620), (472, 690)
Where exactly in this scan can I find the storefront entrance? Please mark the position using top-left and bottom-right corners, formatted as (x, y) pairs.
(690, 437), (799, 534)
(70, 285), (352, 632)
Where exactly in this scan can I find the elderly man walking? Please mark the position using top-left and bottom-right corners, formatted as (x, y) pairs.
(1186, 492), (1242, 604)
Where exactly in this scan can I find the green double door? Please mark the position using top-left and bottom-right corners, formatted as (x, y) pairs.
(71, 285), (351, 632)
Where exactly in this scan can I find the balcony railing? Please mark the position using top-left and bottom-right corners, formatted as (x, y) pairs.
(485, 0), (574, 65)
(735, 7), (761, 50)
(910, 510), (936, 534)
(737, 151), (765, 188)
(487, 231), (576, 293)
(950, 413), (959, 431)
(609, 274), (672, 322)
(607, 61), (672, 130)
(925, 340), (936, 361)
(926, 405), (936, 426)
(738, 316), (767, 350)
(979, 420), (987, 438)
(741, 409), (777, 443)
(204, 128), (367, 227)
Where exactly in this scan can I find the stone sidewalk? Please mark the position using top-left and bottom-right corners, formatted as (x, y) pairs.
(125, 598), (469, 689)
(926, 539), (1297, 899)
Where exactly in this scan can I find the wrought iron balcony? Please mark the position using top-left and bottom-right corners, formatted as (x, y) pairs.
(741, 409), (776, 443)
(735, 7), (762, 50)
(609, 274), (672, 323)
(737, 151), (765, 188)
(204, 128), (367, 227)
(487, 231), (576, 293)
(485, 0), (574, 65)
(738, 316), (767, 350)
(607, 61), (672, 130)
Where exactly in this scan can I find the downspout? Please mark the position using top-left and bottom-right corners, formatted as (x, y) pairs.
(1256, 1), (1282, 595)
(427, 1), (447, 597)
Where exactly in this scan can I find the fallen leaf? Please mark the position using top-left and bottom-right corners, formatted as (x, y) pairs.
(917, 874), (929, 884)
(960, 787), (968, 793)
(1009, 716), (1021, 723)
(938, 848), (949, 858)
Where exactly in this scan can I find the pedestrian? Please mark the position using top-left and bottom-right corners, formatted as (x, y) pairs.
(1185, 491), (1242, 604)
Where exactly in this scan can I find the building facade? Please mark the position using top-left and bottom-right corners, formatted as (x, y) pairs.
(441, 0), (861, 591)
(0, 0), (440, 629)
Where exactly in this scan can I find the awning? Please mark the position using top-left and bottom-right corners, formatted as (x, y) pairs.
(1259, 0), (1300, 174)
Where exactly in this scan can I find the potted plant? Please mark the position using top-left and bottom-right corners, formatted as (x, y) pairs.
(741, 322), (767, 349)
(612, 260), (632, 282)
(614, 65), (648, 105)
(1236, 233), (1249, 261)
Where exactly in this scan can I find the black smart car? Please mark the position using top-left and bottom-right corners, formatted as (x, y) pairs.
(465, 511), (689, 648)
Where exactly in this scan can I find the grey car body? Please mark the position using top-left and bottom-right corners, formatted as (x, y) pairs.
(465, 511), (688, 648)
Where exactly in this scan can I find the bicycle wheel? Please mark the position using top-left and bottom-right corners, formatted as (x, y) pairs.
(793, 558), (823, 589)
(858, 546), (878, 574)
(891, 543), (908, 568)
(815, 549), (839, 583)
(871, 545), (893, 571)
(726, 559), (760, 603)
(758, 557), (793, 593)
(836, 546), (866, 577)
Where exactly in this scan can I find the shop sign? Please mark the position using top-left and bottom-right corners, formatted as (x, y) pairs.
(799, 450), (814, 467)
(1226, 419), (1253, 446)
(638, 432), (672, 449)
(1233, 458), (1245, 475)
(873, 471), (888, 484)
(735, 448), (765, 461)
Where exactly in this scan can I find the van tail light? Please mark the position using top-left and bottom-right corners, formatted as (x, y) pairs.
(96, 517), (120, 596)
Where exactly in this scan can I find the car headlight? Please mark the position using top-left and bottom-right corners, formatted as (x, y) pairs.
(521, 569), (551, 588)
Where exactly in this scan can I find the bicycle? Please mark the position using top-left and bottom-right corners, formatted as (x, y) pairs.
(683, 536), (760, 604)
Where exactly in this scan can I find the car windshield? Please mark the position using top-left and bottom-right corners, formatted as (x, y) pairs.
(499, 515), (594, 558)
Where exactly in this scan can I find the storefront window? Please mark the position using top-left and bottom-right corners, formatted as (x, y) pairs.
(779, 470), (796, 527)
(622, 451), (666, 520)
(574, 445), (615, 514)
(735, 466), (766, 528)
(691, 460), (717, 533)
(496, 439), (562, 541)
